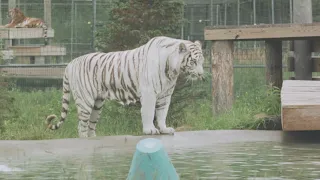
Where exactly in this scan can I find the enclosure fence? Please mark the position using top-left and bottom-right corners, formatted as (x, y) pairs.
(0, 0), (320, 91)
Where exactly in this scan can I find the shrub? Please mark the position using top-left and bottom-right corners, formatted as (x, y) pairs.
(0, 76), (17, 133)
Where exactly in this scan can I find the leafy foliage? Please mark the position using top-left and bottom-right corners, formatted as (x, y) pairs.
(95, 0), (185, 52)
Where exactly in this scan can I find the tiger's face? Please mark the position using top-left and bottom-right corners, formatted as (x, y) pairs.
(180, 41), (205, 81)
(7, 8), (23, 20)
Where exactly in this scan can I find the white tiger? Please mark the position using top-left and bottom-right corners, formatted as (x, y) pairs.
(46, 36), (205, 138)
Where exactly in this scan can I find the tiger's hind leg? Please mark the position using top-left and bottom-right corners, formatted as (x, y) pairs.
(88, 99), (105, 137)
(75, 99), (94, 138)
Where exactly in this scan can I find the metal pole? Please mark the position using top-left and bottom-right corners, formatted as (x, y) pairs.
(181, 5), (184, 39)
(92, 0), (96, 51)
(224, 3), (227, 25)
(190, 7), (194, 40)
(181, 25), (184, 39)
(271, 0), (275, 24)
(210, 0), (214, 26)
(289, 0), (293, 23)
(253, 0), (256, 24)
(71, 0), (74, 59)
(216, 5), (219, 25)
(253, 0), (256, 48)
(0, 0), (2, 25)
(75, 3), (78, 55)
(237, 0), (240, 26)
(237, 0), (241, 49)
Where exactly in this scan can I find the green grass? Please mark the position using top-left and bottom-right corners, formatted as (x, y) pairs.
(0, 68), (283, 140)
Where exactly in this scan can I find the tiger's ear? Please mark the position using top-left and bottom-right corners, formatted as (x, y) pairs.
(179, 43), (187, 53)
(194, 40), (202, 48)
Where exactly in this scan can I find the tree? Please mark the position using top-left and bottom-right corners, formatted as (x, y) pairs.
(95, 0), (185, 52)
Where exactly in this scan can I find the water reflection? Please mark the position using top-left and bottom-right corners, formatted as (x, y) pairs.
(1, 141), (320, 179)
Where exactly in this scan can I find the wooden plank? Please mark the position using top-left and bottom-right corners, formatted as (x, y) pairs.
(0, 67), (65, 78)
(1, 45), (66, 57)
(204, 23), (320, 41)
(281, 80), (320, 131)
(265, 39), (283, 88)
(211, 40), (234, 114)
(44, 0), (52, 45)
(0, 28), (54, 39)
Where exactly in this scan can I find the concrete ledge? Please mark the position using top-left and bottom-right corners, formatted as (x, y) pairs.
(0, 66), (65, 78)
(0, 130), (286, 158)
(0, 130), (319, 166)
(1, 45), (66, 57)
(0, 28), (54, 39)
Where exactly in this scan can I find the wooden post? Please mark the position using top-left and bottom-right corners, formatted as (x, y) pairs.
(44, 0), (52, 28)
(211, 40), (234, 115)
(40, 0), (52, 64)
(265, 40), (283, 88)
(6, 0), (16, 48)
(8, 0), (16, 9)
(293, 0), (313, 80)
(4, 0), (16, 64)
(44, 0), (51, 47)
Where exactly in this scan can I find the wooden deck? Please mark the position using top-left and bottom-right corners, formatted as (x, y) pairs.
(281, 80), (320, 131)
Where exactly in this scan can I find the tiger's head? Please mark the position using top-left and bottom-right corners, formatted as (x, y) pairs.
(7, 7), (25, 23)
(177, 40), (205, 81)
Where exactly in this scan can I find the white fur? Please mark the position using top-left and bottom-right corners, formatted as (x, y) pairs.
(47, 36), (204, 137)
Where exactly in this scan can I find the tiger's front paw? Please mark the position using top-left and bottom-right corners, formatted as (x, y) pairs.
(143, 127), (160, 135)
(160, 127), (175, 135)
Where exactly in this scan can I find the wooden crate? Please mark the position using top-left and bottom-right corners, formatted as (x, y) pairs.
(281, 80), (320, 131)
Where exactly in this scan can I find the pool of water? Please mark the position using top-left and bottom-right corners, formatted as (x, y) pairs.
(0, 130), (320, 179)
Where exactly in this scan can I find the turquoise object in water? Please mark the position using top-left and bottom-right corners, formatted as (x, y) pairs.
(126, 138), (179, 180)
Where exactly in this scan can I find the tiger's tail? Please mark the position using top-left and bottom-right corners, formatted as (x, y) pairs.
(41, 22), (48, 45)
(46, 71), (70, 130)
